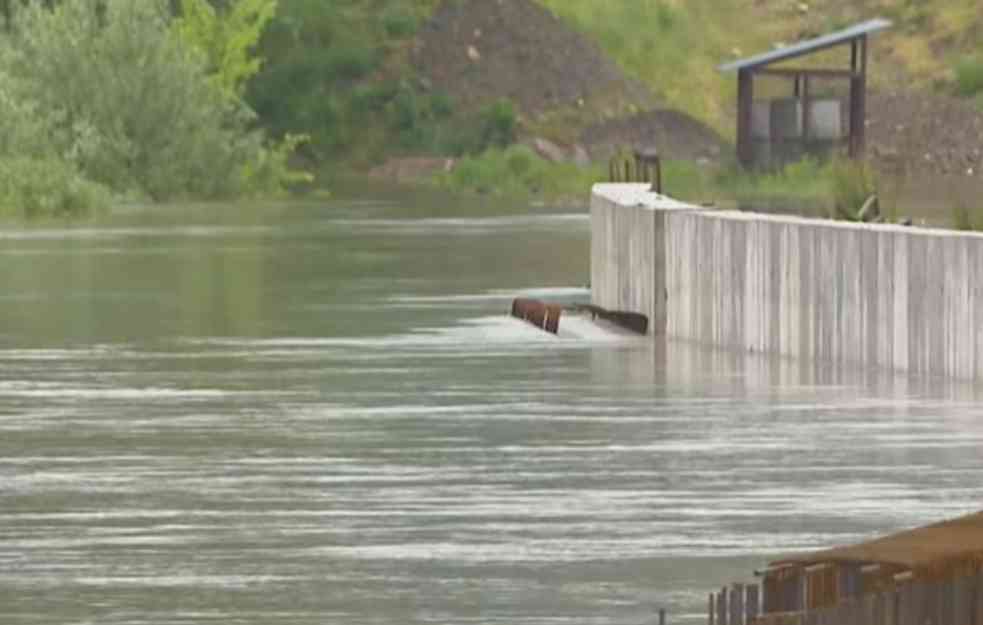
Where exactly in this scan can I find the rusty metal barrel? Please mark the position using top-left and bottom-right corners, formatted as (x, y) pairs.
(510, 298), (562, 335)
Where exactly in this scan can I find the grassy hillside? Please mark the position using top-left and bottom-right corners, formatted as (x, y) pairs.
(536, 0), (983, 135)
(534, 0), (777, 136)
(238, 0), (983, 205)
(247, 0), (983, 161)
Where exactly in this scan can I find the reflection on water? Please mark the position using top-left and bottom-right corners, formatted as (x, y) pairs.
(0, 195), (982, 624)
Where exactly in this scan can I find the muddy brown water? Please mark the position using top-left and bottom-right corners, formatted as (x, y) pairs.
(1, 191), (982, 624)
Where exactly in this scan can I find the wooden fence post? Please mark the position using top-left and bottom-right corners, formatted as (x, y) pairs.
(941, 578), (954, 625)
(898, 582), (914, 625)
(746, 584), (760, 625)
(873, 590), (885, 625)
(731, 584), (745, 625)
(659, 608), (666, 625)
(954, 576), (972, 625)
(973, 571), (982, 625)
(709, 593), (716, 625)
(718, 586), (729, 625)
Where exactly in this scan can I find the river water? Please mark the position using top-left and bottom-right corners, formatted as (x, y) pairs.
(1, 191), (982, 625)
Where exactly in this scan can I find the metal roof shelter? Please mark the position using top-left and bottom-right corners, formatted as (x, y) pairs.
(720, 19), (892, 169)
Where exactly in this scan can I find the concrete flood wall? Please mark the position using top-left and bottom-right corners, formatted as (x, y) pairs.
(591, 183), (983, 380)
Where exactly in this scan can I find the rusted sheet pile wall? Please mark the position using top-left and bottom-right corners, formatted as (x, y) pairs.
(591, 184), (983, 380)
(742, 572), (983, 625)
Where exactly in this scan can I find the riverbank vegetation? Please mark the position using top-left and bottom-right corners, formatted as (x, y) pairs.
(6, 0), (983, 218)
(0, 0), (304, 218)
(433, 145), (603, 200)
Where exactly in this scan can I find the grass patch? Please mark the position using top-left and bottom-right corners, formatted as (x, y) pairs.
(953, 202), (975, 230)
(713, 158), (833, 204)
(434, 145), (603, 200)
(955, 55), (983, 97)
(828, 159), (878, 220)
(535, 0), (779, 136)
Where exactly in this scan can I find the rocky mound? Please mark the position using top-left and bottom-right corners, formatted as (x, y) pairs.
(581, 109), (729, 162)
(411, 0), (651, 116)
(867, 91), (983, 178)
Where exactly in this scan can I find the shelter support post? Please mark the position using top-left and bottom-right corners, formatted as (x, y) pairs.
(737, 69), (754, 168)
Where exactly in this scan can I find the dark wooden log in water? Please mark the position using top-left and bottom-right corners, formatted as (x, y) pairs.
(574, 304), (649, 335)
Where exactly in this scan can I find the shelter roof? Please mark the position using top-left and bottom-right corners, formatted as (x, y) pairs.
(719, 18), (892, 73)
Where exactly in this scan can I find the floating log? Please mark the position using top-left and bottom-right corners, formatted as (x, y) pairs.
(573, 304), (649, 335)
(510, 299), (649, 336)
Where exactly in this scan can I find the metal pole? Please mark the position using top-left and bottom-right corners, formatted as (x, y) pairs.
(857, 34), (868, 156)
(737, 69), (755, 168)
(802, 74), (811, 145)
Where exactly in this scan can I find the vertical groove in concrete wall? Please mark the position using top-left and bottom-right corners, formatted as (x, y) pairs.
(592, 184), (983, 380)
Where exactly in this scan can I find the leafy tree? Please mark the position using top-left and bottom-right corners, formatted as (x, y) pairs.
(174, 0), (278, 97)
(0, 0), (301, 212)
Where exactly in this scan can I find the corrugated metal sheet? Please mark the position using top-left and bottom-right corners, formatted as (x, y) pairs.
(718, 18), (892, 73)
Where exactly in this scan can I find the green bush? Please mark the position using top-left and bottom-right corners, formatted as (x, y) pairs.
(442, 99), (518, 156)
(323, 44), (378, 82)
(953, 202), (975, 230)
(436, 145), (603, 199)
(477, 99), (518, 150)
(955, 55), (983, 97)
(382, 9), (419, 38)
(247, 0), (435, 161)
(0, 156), (111, 218)
(0, 0), (294, 204)
(829, 159), (878, 220)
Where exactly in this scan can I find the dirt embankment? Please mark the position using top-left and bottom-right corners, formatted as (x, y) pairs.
(411, 0), (650, 116)
(407, 0), (983, 179)
(409, 0), (727, 164)
(580, 110), (728, 162)
(867, 92), (983, 178)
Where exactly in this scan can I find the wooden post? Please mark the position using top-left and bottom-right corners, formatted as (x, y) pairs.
(856, 34), (868, 157)
(973, 571), (982, 625)
(898, 582), (916, 625)
(940, 578), (954, 625)
(731, 584), (745, 625)
(718, 587), (729, 625)
(659, 608), (667, 625)
(802, 74), (812, 145)
(737, 69), (755, 168)
(709, 593), (716, 625)
(746, 584), (760, 625)
(954, 576), (972, 625)
(873, 591), (885, 625)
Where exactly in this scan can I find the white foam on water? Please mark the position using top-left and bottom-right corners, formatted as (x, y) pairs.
(556, 315), (640, 343)
(183, 315), (627, 352)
